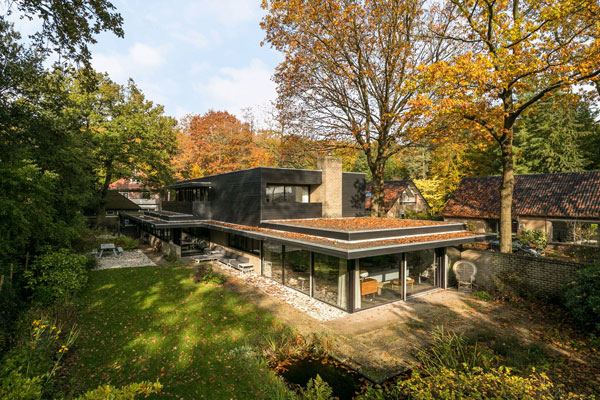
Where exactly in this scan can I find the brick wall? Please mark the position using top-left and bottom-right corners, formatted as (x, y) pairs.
(456, 249), (583, 299)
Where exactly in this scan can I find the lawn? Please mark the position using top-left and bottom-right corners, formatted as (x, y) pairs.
(66, 265), (293, 399)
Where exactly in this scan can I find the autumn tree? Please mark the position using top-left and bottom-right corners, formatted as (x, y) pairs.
(261, 0), (444, 216)
(175, 110), (276, 178)
(425, 0), (600, 252)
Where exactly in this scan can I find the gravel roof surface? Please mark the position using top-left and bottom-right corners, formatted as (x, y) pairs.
(269, 217), (450, 231)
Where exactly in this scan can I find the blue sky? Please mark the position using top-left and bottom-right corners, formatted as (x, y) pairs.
(8, 0), (281, 122)
(90, 0), (281, 122)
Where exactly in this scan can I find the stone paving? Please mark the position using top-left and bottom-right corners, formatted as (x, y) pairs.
(96, 249), (157, 270)
(210, 261), (348, 322)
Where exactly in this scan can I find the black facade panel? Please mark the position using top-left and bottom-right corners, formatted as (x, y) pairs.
(195, 169), (262, 225)
(342, 172), (366, 217)
(261, 203), (323, 221)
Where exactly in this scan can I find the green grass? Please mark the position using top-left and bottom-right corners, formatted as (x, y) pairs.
(68, 266), (293, 399)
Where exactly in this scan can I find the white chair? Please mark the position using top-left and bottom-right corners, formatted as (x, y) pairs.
(452, 260), (477, 290)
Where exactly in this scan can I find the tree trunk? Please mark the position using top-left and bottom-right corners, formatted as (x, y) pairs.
(499, 134), (515, 253)
(370, 161), (386, 217)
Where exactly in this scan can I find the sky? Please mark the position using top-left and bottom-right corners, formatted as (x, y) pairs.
(9, 0), (281, 123)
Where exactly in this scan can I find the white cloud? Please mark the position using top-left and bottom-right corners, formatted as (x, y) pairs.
(196, 58), (276, 120)
(92, 42), (166, 82)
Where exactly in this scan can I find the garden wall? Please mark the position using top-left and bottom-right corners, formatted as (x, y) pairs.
(455, 249), (584, 299)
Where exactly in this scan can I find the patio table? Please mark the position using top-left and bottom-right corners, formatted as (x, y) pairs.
(97, 243), (117, 257)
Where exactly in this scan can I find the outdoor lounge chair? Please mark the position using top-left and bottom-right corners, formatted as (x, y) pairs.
(452, 260), (477, 290)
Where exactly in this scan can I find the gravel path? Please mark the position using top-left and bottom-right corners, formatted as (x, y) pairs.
(96, 250), (157, 270)
(211, 261), (348, 322)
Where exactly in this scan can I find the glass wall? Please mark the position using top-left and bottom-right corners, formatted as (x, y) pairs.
(355, 254), (402, 310)
(284, 246), (311, 295)
(313, 253), (348, 311)
(405, 249), (437, 296)
(262, 242), (283, 282)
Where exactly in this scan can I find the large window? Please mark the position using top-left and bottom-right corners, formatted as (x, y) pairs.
(228, 234), (260, 255)
(262, 242), (283, 282)
(355, 255), (402, 310)
(313, 253), (348, 311)
(284, 246), (311, 294)
(405, 249), (437, 295)
(265, 185), (309, 203)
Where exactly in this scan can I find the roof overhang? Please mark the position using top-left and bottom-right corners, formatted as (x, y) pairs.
(123, 213), (495, 259)
(164, 181), (212, 190)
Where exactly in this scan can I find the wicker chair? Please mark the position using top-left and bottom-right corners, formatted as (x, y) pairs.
(452, 260), (477, 290)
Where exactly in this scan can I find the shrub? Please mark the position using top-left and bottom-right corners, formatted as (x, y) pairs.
(76, 381), (163, 399)
(110, 236), (139, 251)
(191, 264), (226, 285)
(564, 263), (600, 332)
(0, 370), (43, 400)
(25, 249), (88, 303)
(415, 327), (494, 375)
(473, 291), (492, 301)
(300, 375), (333, 400)
(360, 367), (555, 400)
(519, 229), (548, 250)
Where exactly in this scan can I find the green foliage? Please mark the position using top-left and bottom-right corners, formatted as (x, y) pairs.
(519, 229), (549, 249)
(99, 236), (139, 251)
(25, 250), (88, 303)
(300, 375), (333, 400)
(415, 327), (493, 375)
(191, 264), (226, 285)
(564, 263), (600, 332)
(3, 0), (123, 66)
(360, 367), (555, 400)
(473, 291), (492, 301)
(76, 381), (163, 400)
(0, 370), (43, 400)
(514, 92), (599, 174)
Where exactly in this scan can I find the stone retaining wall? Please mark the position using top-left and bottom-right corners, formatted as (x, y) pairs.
(454, 249), (584, 299)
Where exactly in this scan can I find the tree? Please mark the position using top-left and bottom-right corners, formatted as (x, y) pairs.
(514, 92), (599, 174)
(261, 0), (443, 216)
(65, 73), (178, 219)
(2, 0), (123, 65)
(176, 110), (276, 178)
(425, 0), (600, 252)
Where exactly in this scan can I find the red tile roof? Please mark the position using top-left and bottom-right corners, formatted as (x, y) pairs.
(442, 171), (600, 219)
(365, 180), (422, 211)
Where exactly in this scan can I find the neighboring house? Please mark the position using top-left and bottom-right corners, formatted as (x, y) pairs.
(104, 191), (141, 217)
(365, 180), (429, 217)
(109, 177), (160, 211)
(442, 171), (600, 245)
(124, 157), (491, 314)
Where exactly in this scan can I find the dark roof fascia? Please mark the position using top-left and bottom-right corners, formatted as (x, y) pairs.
(164, 182), (213, 189)
(259, 221), (467, 241)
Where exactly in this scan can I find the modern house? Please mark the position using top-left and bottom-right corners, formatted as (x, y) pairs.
(442, 171), (600, 245)
(124, 157), (492, 313)
(365, 180), (429, 218)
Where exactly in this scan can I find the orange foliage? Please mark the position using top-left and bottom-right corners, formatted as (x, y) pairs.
(173, 110), (276, 179)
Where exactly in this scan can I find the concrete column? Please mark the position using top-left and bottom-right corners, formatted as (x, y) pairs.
(314, 156), (343, 218)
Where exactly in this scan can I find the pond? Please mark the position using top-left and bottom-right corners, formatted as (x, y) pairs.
(279, 354), (370, 399)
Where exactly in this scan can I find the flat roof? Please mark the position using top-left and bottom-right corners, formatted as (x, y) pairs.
(123, 212), (491, 258)
(269, 217), (449, 231)
(261, 218), (466, 241)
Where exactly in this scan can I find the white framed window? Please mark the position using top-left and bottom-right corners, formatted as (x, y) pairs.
(402, 188), (416, 203)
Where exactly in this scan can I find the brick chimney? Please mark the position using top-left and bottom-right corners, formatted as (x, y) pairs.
(314, 156), (343, 218)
